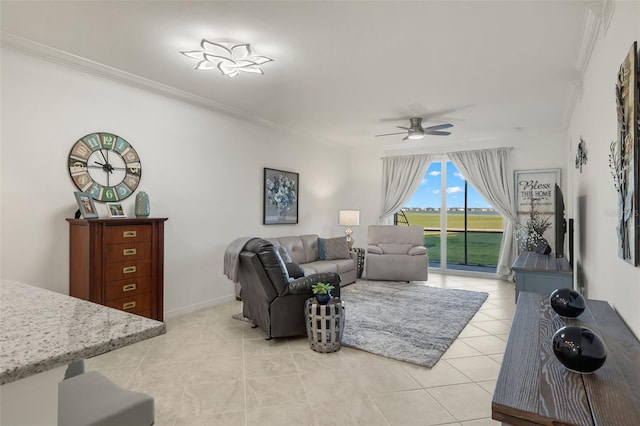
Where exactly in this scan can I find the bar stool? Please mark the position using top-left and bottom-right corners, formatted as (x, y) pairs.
(58, 370), (154, 426)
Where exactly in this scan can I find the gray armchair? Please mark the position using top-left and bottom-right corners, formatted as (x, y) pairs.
(238, 238), (341, 338)
(365, 225), (428, 281)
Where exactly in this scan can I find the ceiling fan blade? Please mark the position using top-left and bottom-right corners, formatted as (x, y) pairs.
(375, 132), (407, 137)
(380, 115), (414, 122)
(424, 130), (451, 136)
(402, 135), (409, 141)
(422, 105), (472, 120)
(423, 123), (453, 131)
(396, 126), (410, 130)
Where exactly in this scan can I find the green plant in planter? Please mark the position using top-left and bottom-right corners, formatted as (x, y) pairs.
(311, 282), (335, 305)
(311, 282), (335, 295)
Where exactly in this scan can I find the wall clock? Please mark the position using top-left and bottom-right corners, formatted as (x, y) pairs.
(68, 132), (142, 202)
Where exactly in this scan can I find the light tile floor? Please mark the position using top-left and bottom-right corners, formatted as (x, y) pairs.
(87, 273), (515, 426)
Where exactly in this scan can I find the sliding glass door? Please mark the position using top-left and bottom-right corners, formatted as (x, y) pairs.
(403, 158), (503, 273)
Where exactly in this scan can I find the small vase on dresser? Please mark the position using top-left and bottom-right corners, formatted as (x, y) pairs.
(135, 191), (150, 217)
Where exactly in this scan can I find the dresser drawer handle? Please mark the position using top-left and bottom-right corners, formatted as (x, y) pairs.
(123, 266), (137, 274)
(122, 301), (136, 310)
(123, 283), (137, 292)
(123, 231), (137, 238)
(122, 248), (137, 256)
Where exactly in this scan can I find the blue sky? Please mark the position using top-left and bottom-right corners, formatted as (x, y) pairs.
(405, 161), (493, 208)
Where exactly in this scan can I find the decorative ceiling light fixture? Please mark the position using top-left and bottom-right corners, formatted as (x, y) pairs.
(180, 39), (273, 77)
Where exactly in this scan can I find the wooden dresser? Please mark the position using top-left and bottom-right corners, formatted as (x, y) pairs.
(67, 218), (168, 321)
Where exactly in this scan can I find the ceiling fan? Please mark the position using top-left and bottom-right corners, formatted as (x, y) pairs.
(375, 117), (453, 141)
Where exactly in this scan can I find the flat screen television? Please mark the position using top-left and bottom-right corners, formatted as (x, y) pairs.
(554, 184), (567, 258)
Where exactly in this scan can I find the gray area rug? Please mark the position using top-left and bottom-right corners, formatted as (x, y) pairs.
(341, 280), (488, 368)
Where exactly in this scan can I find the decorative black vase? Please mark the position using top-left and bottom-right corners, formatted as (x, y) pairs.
(550, 288), (586, 318)
(315, 293), (331, 305)
(552, 326), (607, 374)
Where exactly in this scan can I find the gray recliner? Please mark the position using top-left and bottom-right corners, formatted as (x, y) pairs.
(239, 238), (341, 338)
(365, 225), (428, 281)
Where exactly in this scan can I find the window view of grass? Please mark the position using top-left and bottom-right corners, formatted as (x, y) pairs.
(404, 212), (503, 230)
(404, 212), (503, 267)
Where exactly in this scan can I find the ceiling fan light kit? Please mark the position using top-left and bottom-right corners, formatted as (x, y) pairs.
(375, 117), (453, 141)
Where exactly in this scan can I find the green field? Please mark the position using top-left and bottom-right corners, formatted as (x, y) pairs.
(403, 212), (504, 267)
(424, 231), (503, 265)
(404, 212), (503, 230)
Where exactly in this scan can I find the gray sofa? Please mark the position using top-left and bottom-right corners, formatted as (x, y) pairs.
(266, 234), (357, 286)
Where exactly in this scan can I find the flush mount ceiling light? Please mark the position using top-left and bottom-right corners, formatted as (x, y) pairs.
(180, 39), (273, 77)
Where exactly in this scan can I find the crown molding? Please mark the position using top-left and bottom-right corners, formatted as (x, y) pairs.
(562, 3), (604, 128)
(601, 0), (615, 34)
(574, 4), (602, 77)
(0, 31), (342, 147)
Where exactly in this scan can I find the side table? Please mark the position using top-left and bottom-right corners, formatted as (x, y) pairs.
(512, 251), (572, 301)
(350, 248), (365, 279)
(304, 298), (345, 353)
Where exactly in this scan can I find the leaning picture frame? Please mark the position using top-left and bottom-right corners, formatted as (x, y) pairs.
(263, 168), (299, 225)
(107, 203), (126, 218)
(74, 191), (98, 219)
(514, 169), (560, 252)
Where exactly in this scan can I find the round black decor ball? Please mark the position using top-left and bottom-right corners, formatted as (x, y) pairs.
(550, 288), (586, 318)
(552, 326), (607, 374)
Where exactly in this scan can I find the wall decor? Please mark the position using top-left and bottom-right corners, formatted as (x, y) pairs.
(74, 191), (98, 219)
(575, 137), (588, 172)
(264, 168), (298, 225)
(68, 132), (142, 202)
(107, 203), (126, 218)
(609, 41), (639, 265)
(514, 169), (560, 251)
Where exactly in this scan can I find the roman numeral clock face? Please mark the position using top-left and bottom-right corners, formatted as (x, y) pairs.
(68, 132), (142, 202)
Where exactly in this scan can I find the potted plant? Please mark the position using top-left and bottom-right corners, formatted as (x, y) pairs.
(311, 282), (335, 305)
(515, 209), (552, 251)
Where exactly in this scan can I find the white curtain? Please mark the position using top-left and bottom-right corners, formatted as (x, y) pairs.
(448, 148), (517, 278)
(380, 154), (433, 224)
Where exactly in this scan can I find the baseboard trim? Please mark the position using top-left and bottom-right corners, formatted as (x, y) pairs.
(164, 294), (237, 320)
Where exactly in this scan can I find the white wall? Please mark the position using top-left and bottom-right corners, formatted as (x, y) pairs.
(0, 48), (353, 316)
(567, 1), (640, 337)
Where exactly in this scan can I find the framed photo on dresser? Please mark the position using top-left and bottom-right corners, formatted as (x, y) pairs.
(107, 203), (126, 218)
(74, 192), (98, 219)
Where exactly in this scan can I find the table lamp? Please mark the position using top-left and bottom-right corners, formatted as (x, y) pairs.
(339, 210), (360, 250)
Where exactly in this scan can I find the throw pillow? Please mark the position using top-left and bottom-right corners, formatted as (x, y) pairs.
(285, 262), (305, 279)
(318, 238), (326, 260)
(324, 236), (350, 260)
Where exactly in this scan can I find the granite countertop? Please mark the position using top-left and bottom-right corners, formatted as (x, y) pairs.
(0, 280), (166, 385)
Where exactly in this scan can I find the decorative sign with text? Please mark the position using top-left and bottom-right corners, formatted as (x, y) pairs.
(514, 169), (560, 251)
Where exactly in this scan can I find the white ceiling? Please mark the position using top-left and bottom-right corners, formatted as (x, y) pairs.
(1, 1), (598, 150)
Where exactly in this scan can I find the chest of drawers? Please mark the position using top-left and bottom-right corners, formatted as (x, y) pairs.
(67, 218), (168, 321)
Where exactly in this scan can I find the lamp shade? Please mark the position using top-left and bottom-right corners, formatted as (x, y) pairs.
(339, 210), (360, 227)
